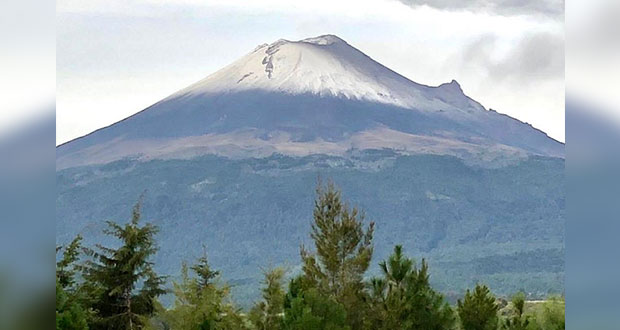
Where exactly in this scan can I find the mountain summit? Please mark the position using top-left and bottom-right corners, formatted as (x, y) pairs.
(57, 35), (563, 169)
(174, 34), (478, 112)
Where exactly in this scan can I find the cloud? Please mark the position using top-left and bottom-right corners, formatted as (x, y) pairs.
(459, 32), (564, 84)
(444, 31), (565, 141)
(397, 0), (564, 18)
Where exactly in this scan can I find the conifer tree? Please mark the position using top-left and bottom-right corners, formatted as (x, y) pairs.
(300, 181), (374, 329)
(57, 235), (83, 290)
(56, 235), (89, 330)
(283, 276), (350, 330)
(191, 252), (220, 292)
(457, 284), (499, 330)
(366, 245), (454, 330)
(57, 279), (89, 330)
(82, 200), (166, 330)
(379, 245), (412, 326)
(249, 268), (286, 330)
(405, 259), (455, 330)
(164, 255), (245, 330)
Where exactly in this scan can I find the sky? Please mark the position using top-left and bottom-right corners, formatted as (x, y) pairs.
(56, 0), (565, 144)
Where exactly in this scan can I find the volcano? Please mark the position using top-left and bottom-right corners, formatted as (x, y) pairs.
(57, 34), (562, 169)
(57, 35), (564, 305)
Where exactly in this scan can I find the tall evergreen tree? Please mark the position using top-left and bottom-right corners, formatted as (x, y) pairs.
(283, 276), (350, 330)
(164, 256), (245, 330)
(82, 200), (166, 330)
(300, 181), (374, 329)
(457, 284), (499, 330)
(249, 268), (286, 330)
(366, 245), (454, 330)
(404, 259), (455, 330)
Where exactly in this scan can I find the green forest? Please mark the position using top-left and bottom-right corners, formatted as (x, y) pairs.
(56, 182), (564, 330)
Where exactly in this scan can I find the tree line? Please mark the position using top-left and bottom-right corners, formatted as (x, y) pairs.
(56, 182), (565, 330)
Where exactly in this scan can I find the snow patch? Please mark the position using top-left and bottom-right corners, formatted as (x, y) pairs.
(190, 177), (216, 192)
(301, 34), (345, 46)
(172, 35), (481, 116)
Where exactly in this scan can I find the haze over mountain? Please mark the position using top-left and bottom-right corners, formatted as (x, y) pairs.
(56, 35), (564, 306)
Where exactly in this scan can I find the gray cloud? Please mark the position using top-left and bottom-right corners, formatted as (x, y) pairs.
(398, 0), (564, 18)
(460, 32), (564, 84)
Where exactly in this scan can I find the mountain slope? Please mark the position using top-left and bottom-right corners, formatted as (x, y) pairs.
(57, 152), (564, 306)
(57, 35), (563, 169)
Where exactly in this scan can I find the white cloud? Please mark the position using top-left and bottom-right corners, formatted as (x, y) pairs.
(396, 0), (564, 18)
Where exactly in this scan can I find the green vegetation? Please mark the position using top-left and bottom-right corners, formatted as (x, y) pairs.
(526, 297), (565, 330)
(81, 200), (167, 329)
(249, 268), (286, 330)
(56, 181), (564, 329)
(161, 257), (245, 329)
(366, 245), (455, 329)
(283, 276), (350, 330)
(56, 235), (89, 330)
(457, 284), (499, 330)
(502, 292), (529, 330)
(56, 153), (565, 305)
(300, 181), (374, 329)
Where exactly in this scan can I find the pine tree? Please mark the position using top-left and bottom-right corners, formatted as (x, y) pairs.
(191, 248), (220, 292)
(300, 181), (374, 329)
(56, 235), (90, 330)
(57, 279), (89, 330)
(380, 245), (412, 327)
(283, 276), (350, 330)
(405, 259), (455, 330)
(366, 245), (454, 330)
(249, 268), (286, 330)
(366, 277), (388, 329)
(82, 200), (166, 330)
(164, 256), (245, 330)
(57, 235), (83, 290)
(457, 284), (499, 330)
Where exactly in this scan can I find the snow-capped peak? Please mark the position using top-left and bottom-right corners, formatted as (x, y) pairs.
(300, 34), (346, 45)
(172, 35), (480, 114)
(56, 34), (564, 169)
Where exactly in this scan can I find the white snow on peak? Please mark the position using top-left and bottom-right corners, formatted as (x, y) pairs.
(300, 34), (346, 45)
(56, 34), (564, 169)
(172, 35), (482, 115)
